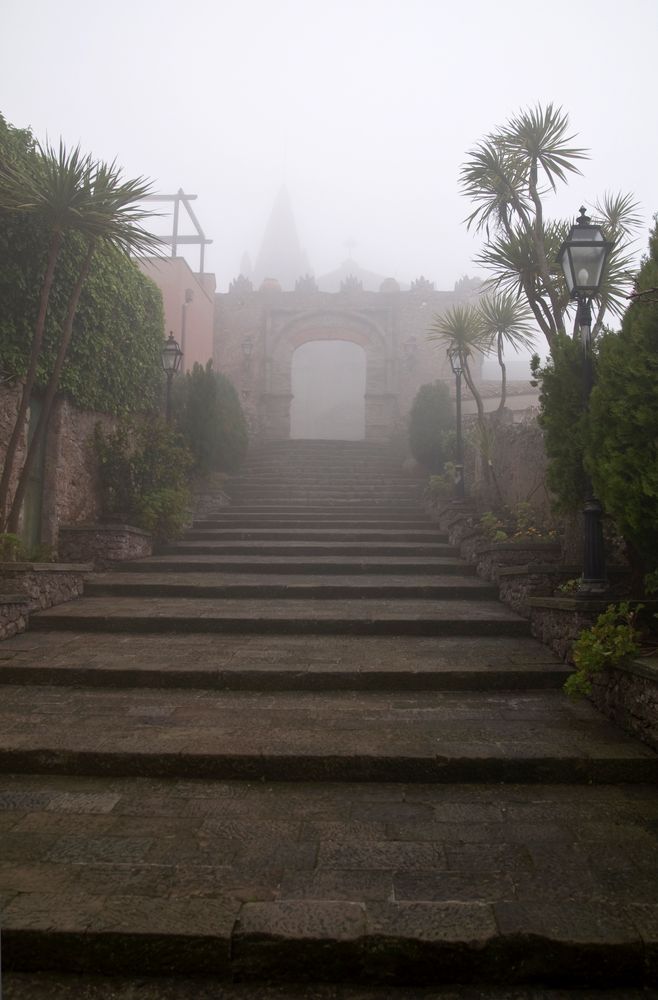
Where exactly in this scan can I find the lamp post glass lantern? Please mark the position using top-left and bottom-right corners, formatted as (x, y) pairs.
(161, 331), (183, 423)
(558, 207), (613, 595)
(448, 348), (465, 500)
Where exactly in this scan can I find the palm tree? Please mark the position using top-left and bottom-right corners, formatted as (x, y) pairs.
(5, 158), (162, 533)
(428, 304), (487, 425)
(478, 292), (536, 412)
(460, 104), (594, 350)
(0, 142), (96, 528)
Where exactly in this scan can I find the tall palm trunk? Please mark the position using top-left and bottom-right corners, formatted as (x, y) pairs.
(7, 241), (97, 535)
(496, 334), (507, 413)
(0, 227), (63, 530)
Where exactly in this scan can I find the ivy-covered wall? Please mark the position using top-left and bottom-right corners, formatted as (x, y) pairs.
(0, 113), (165, 415)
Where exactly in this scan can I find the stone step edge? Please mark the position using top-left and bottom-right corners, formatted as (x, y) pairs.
(82, 584), (499, 601)
(0, 748), (655, 784)
(1, 898), (656, 985)
(0, 663), (570, 692)
(29, 616), (532, 637)
(117, 561), (476, 575)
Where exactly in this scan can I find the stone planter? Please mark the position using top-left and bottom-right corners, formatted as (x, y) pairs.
(527, 596), (612, 662)
(498, 564), (582, 618)
(475, 540), (562, 583)
(591, 655), (658, 752)
(0, 594), (29, 640)
(0, 561), (91, 612)
(58, 523), (152, 567)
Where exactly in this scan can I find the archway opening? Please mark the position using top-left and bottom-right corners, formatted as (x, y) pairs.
(290, 340), (366, 440)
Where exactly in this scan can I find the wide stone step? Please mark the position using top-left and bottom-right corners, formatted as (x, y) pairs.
(6, 979), (654, 999)
(117, 555), (476, 575)
(1, 774), (658, 984)
(0, 686), (656, 783)
(83, 572), (498, 601)
(30, 596), (530, 637)
(210, 502), (423, 512)
(160, 542), (460, 557)
(229, 487), (421, 496)
(0, 633), (569, 691)
(192, 524), (428, 537)
(181, 529), (447, 542)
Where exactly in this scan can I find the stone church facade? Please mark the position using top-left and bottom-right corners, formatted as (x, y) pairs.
(214, 185), (483, 443)
(214, 276), (482, 443)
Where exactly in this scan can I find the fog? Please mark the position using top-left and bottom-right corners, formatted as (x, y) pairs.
(2, 0), (657, 381)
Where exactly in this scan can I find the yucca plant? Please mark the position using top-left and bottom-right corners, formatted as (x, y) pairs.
(4, 153), (162, 533)
(428, 304), (487, 425)
(0, 141), (95, 527)
(478, 292), (536, 412)
(460, 103), (639, 352)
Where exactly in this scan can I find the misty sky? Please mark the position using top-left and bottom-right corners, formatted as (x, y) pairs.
(2, 0), (657, 305)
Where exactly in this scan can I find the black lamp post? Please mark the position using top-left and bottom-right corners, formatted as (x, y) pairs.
(558, 207), (613, 594)
(448, 347), (465, 500)
(161, 331), (183, 424)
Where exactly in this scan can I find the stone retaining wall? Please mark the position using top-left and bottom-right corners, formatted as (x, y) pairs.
(0, 562), (90, 612)
(0, 385), (117, 548)
(58, 525), (152, 567)
(0, 596), (29, 640)
(591, 658), (658, 752)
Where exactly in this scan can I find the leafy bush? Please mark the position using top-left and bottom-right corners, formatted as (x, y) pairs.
(408, 381), (455, 473)
(0, 113), (164, 414)
(95, 421), (193, 542)
(565, 602), (642, 698)
(530, 337), (588, 513)
(479, 502), (556, 543)
(586, 221), (658, 581)
(173, 362), (248, 474)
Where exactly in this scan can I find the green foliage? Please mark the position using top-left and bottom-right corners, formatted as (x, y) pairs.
(173, 362), (248, 474)
(95, 421), (193, 543)
(460, 103), (640, 349)
(408, 381), (455, 473)
(586, 221), (658, 578)
(0, 113), (164, 413)
(565, 602), (642, 698)
(479, 502), (555, 543)
(530, 337), (588, 512)
(0, 533), (26, 561)
(0, 533), (55, 562)
(424, 464), (457, 503)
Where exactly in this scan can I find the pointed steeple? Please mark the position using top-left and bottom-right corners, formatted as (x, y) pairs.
(253, 186), (310, 290)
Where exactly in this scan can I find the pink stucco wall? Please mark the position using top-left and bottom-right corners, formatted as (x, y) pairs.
(137, 257), (215, 373)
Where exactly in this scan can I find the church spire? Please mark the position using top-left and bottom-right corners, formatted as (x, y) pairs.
(253, 186), (310, 291)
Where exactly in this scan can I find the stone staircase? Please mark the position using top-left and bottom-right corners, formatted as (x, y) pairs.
(1, 439), (658, 995)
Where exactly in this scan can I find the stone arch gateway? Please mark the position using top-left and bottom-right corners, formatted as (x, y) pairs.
(290, 340), (366, 441)
(214, 282), (481, 445)
(264, 309), (396, 441)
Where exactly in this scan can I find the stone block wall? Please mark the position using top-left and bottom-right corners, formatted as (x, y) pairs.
(0, 563), (89, 611)
(58, 525), (152, 567)
(591, 659), (658, 752)
(0, 385), (117, 549)
(0, 596), (28, 641)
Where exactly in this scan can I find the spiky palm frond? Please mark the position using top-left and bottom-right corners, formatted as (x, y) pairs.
(594, 191), (643, 243)
(500, 103), (588, 191)
(460, 136), (530, 233)
(0, 140), (96, 227)
(80, 159), (162, 257)
(427, 303), (487, 360)
(478, 291), (536, 353)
